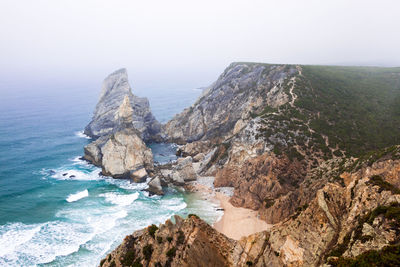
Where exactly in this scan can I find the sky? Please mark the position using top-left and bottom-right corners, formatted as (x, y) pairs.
(1, 0), (400, 94)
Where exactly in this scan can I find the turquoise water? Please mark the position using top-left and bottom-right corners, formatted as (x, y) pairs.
(0, 83), (214, 266)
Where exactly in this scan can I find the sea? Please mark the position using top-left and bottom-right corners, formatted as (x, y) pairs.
(0, 81), (219, 266)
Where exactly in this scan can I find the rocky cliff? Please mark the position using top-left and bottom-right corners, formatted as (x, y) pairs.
(102, 147), (400, 266)
(99, 63), (400, 266)
(83, 69), (158, 181)
(84, 68), (161, 141)
(163, 63), (297, 144)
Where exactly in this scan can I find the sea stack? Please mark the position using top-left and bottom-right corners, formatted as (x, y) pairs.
(84, 68), (161, 141)
(83, 68), (158, 182)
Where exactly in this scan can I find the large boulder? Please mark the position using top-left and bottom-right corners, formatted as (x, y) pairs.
(172, 157), (197, 183)
(84, 68), (161, 141)
(84, 128), (154, 182)
(147, 176), (164, 195)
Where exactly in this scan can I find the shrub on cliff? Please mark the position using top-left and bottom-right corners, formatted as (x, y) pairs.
(148, 224), (158, 238)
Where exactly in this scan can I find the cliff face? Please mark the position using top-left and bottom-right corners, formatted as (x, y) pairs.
(84, 68), (161, 142)
(163, 63), (297, 144)
(179, 63), (400, 223)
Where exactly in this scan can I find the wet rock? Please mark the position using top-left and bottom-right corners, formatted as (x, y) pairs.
(147, 176), (164, 195)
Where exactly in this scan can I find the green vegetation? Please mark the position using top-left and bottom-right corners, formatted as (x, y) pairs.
(296, 66), (400, 156)
(256, 65), (400, 164)
(348, 145), (400, 173)
(264, 198), (275, 208)
(177, 230), (185, 245)
(148, 224), (158, 238)
(100, 258), (106, 266)
(166, 247), (176, 258)
(328, 244), (400, 267)
(143, 244), (153, 261)
(246, 260), (253, 266)
(132, 260), (143, 267)
(328, 203), (400, 259)
(166, 236), (173, 243)
(121, 249), (136, 266)
(157, 236), (163, 244)
(367, 175), (400, 194)
(328, 233), (352, 257)
(188, 214), (199, 219)
(110, 260), (116, 267)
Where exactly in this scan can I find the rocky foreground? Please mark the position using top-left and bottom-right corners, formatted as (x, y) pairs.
(100, 147), (400, 267)
(82, 63), (400, 266)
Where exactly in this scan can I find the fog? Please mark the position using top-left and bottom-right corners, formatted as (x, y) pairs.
(1, 0), (400, 93)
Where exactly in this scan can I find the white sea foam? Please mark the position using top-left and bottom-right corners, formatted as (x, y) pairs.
(70, 156), (92, 167)
(51, 168), (102, 181)
(161, 198), (187, 212)
(108, 179), (148, 190)
(100, 192), (139, 206)
(0, 223), (42, 257)
(74, 131), (91, 139)
(66, 189), (89, 202)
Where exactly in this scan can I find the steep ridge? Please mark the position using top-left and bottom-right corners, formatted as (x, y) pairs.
(163, 63), (297, 144)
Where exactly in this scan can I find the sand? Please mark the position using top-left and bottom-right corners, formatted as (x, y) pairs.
(212, 192), (272, 240)
(186, 176), (272, 240)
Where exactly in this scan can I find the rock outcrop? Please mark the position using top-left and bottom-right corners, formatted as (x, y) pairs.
(83, 69), (158, 181)
(84, 128), (153, 182)
(101, 148), (400, 266)
(84, 68), (161, 141)
(100, 215), (238, 267)
(163, 63), (297, 143)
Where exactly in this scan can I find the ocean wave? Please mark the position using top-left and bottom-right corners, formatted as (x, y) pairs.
(0, 207), (131, 266)
(66, 189), (89, 202)
(161, 198), (187, 212)
(100, 192), (139, 206)
(70, 156), (92, 167)
(74, 131), (91, 139)
(0, 221), (92, 266)
(0, 223), (42, 258)
(50, 168), (103, 181)
(107, 178), (149, 190)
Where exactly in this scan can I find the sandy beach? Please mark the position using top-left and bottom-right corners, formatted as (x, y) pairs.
(187, 176), (271, 240)
(212, 192), (271, 240)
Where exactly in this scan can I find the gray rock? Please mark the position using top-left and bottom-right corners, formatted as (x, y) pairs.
(84, 129), (154, 182)
(163, 63), (296, 143)
(193, 153), (205, 162)
(84, 68), (161, 141)
(171, 156), (197, 183)
(147, 176), (164, 195)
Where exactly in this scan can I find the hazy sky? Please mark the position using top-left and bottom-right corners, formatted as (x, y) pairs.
(1, 0), (400, 92)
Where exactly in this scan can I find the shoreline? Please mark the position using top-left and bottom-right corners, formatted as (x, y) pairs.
(186, 177), (271, 240)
